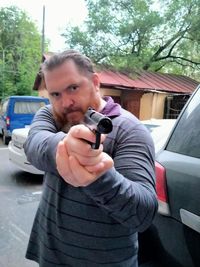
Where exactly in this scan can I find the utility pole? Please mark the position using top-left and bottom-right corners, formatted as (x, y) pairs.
(1, 49), (5, 100)
(41, 5), (45, 55)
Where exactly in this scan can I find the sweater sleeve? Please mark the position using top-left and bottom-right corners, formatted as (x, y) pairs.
(24, 106), (66, 175)
(83, 114), (158, 232)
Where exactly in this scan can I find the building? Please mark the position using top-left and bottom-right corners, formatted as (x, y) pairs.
(33, 54), (199, 120)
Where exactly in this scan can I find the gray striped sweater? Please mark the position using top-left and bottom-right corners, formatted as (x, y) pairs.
(24, 97), (157, 267)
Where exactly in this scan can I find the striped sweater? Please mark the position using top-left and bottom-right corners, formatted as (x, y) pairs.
(24, 97), (157, 267)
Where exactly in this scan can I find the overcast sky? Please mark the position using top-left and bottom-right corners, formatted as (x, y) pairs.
(0, 0), (88, 52)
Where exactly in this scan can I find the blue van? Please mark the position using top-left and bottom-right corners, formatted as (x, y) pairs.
(0, 96), (49, 144)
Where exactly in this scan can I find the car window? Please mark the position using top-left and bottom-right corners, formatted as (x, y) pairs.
(167, 87), (200, 158)
(14, 101), (46, 114)
(2, 99), (8, 114)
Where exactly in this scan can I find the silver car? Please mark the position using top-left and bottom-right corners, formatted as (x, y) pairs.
(8, 128), (44, 175)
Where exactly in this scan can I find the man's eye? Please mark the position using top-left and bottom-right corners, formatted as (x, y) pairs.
(68, 85), (78, 92)
(51, 92), (60, 98)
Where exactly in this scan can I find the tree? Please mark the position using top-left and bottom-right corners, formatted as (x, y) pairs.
(0, 6), (44, 100)
(62, 0), (200, 79)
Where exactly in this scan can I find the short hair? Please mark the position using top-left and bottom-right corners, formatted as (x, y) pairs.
(41, 50), (95, 76)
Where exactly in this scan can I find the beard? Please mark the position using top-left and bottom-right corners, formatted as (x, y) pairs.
(52, 106), (86, 133)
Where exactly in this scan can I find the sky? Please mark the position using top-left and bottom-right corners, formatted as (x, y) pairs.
(0, 0), (88, 52)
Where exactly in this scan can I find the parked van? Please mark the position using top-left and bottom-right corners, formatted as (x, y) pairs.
(0, 96), (49, 144)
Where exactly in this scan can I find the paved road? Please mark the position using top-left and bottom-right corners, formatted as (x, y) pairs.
(0, 137), (43, 267)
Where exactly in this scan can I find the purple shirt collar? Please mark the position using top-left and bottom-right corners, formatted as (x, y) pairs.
(100, 96), (121, 117)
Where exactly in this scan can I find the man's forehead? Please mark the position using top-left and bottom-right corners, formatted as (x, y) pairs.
(45, 60), (85, 77)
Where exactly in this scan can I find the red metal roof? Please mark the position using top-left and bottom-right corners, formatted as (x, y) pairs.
(98, 70), (148, 89)
(33, 53), (199, 94)
(134, 70), (199, 93)
(98, 70), (199, 94)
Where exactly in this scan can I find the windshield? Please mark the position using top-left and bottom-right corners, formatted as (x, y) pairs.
(14, 101), (46, 114)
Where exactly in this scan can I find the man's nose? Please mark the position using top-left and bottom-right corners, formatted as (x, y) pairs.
(61, 93), (74, 108)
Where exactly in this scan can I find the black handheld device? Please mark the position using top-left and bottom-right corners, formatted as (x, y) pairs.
(84, 107), (113, 149)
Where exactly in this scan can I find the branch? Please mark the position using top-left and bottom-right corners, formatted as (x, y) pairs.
(154, 63), (168, 72)
(143, 26), (190, 70)
(162, 36), (184, 58)
(167, 59), (199, 70)
(165, 55), (200, 65)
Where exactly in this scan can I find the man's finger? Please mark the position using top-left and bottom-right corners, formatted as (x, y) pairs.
(56, 141), (79, 187)
(85, 153), (114, 174)
(69, 155), (96, 187)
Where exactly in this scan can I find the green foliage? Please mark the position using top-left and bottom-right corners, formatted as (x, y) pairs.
(0, 6), (43, 100)
(62, 0), (200, 79)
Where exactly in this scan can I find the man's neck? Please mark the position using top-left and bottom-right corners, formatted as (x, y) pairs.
(98, 98), (107, 112)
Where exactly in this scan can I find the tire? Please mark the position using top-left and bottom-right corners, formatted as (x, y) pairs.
(3, 132), (10, 145)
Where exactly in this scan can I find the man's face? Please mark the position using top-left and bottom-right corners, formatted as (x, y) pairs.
(44, 60), (100, 127)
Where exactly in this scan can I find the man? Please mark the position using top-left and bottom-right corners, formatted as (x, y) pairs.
(24, 50), (158, 267)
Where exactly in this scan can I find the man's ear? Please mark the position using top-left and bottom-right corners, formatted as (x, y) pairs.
(92, 73), (100, 91)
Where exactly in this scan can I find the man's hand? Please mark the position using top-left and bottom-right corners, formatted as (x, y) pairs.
(56, 125), (113, 187)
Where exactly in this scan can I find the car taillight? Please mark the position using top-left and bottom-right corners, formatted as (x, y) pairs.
(155, 161), (170, 216)
(6, 116), (10, 126)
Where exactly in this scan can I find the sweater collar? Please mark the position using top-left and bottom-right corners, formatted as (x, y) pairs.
(100, 96), (121, 117)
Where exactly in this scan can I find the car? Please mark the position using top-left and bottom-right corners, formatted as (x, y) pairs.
(142, 118), (176, 132)
(0, 96), (49, 144)
(139, 85), (200, 267)
(142, 119), (176, 153)
(8, 127), (44, 175)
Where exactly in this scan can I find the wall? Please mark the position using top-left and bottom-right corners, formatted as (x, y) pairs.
(122, 90), (142, 118)
(101, 88), (168, 119)
(139, 92), (168, 120)
(100, 88), (121, 97)
(36, 78), (49, 98)
(38, 88), (49, 98)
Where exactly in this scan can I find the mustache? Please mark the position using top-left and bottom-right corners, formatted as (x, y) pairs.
(52, 107), (85, 131)
(62, 107), (83, 114)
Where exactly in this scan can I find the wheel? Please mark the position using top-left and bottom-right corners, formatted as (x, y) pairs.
(3, 132), (10, 145)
